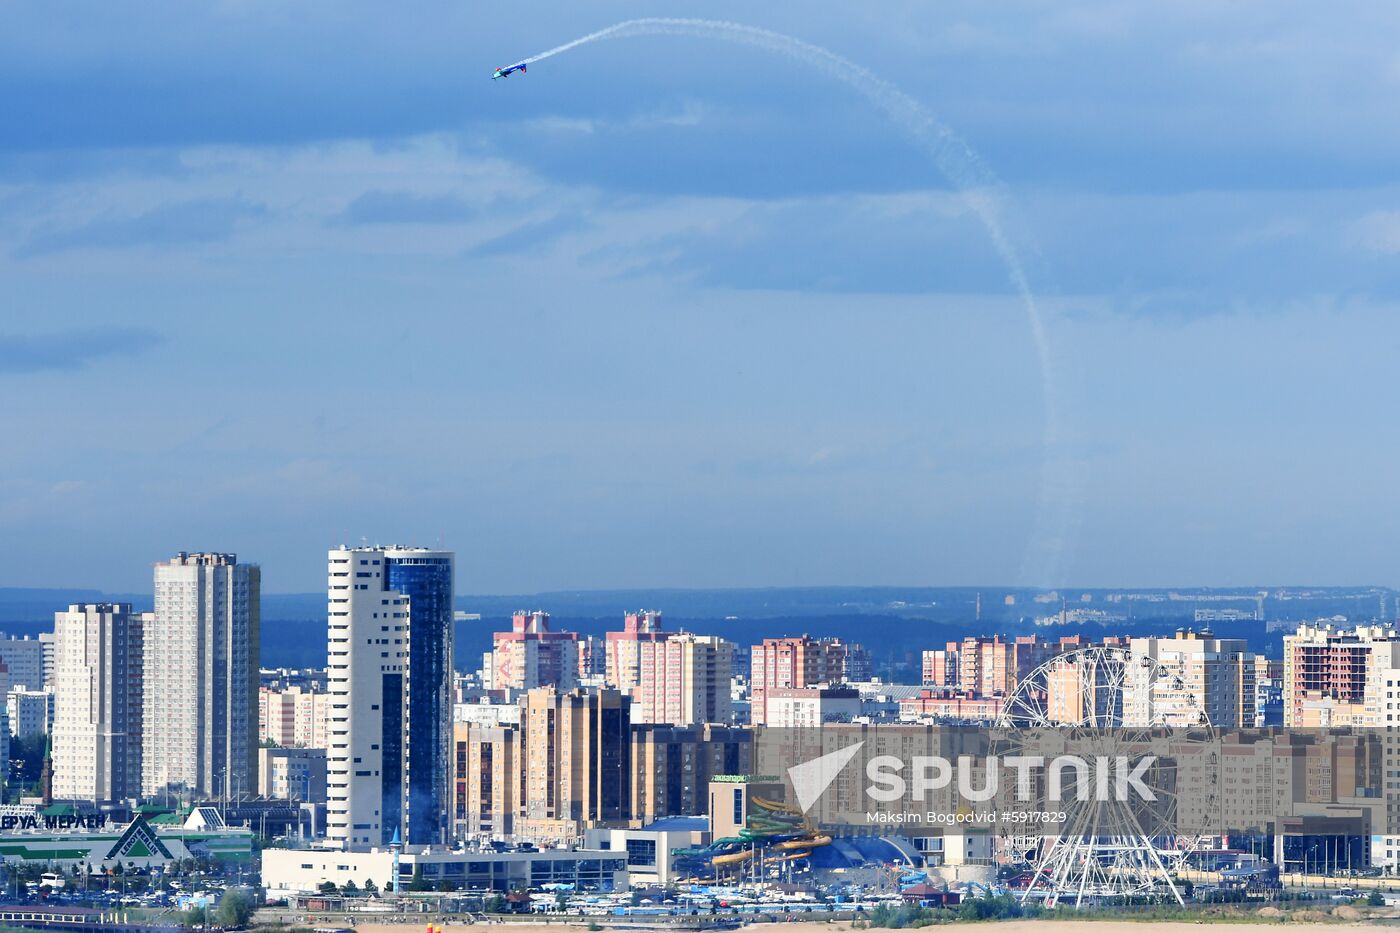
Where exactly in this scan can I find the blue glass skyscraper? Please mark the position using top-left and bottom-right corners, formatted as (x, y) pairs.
(326, 547), (454, 848)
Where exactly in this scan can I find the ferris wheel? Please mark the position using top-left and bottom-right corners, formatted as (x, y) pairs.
(996, 646), (1217, 907)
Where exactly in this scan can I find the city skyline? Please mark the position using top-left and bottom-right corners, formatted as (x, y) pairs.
(5, 538), (1396, 889)
(7, 2), (1400, 914)
(6, 4), (1400, 594)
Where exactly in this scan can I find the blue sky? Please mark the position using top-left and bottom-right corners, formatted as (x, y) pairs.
(3, 2), (1400, 593)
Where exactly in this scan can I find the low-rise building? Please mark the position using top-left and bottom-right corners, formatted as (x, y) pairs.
(262, 845), (628, 895)
(898, 690), (1001, 723)
(258, 747), (328, 802)
(763, 686), (862, 727)
(846, 681), (926, 721)
(452, 701), (522, 728)
(584, 816), (709, 886)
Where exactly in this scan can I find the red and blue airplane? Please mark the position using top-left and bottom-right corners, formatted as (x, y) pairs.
(492, 63), (527, 80)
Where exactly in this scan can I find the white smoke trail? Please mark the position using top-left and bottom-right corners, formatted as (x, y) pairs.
(520, 18), (1077, 586)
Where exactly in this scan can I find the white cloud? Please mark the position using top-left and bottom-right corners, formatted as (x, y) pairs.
(1352, 210), (1400, 255)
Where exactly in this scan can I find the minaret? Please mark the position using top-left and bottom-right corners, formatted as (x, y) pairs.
(40, 737), (53, 806)
(390, 827), (402, 894)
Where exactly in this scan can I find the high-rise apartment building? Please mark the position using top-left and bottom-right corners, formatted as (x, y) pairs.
(605, 610), (668, 697)
(259, 685), (329, 748)
(1283, 623), (1400, 726)
(955, 635), (1061, 698)
(0, 665), (8, 794)
(1254, 656), (1284, 726)
(518, 686), (630, 840)
(52, 603), (146, 803)
(7, 688), (52, 738)
(629, 723), (751, 824)
(326, 546), (454, 849)
(1126, 630), (1255, 726)
(0, 635), (49, 692)
(142, 553), (259, 799)
(451, 720), (521, 839)
(40, 633), (56, 693)
(921, 647), (958, 687)
(491, 611), (580, 692)
(634, 633), (734, 727)
(749, 636), (869, 726)
(577, 635), (608, 680)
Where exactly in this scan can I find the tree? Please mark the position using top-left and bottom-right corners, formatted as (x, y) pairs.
(406, 865), (431, 892)
(318, 881), (338, 896)
(214, 887), (254, 928)
(7, 735), (44, 796)
(485, 894), (507, 913)
(363, 879), (378, 895)
(956, 894), (1023, 922)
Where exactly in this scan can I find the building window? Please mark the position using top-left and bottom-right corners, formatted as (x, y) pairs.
(625, 839), (657, 867)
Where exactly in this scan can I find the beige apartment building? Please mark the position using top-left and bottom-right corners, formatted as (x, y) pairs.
(629, 723), (750, 824)
(634, 633), (734, 726)
(452, 720), (521, 838)
(451, 704), (750, 841)
(518, 685), (631, 840)
(1127, 630), (1255, 726)
(259, 685), (329, 748)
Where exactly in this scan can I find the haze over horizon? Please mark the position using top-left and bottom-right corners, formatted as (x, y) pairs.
(5, 3), (1400, 594)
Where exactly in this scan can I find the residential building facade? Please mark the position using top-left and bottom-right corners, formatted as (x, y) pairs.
(53, 603), (146, 802)
(492, 611), (581, 692)
(257, 746), (328, 802)
(518, 686), (631, 840)
(634, 633), (734, 726)
(1283, 623), (1400, 726)
(142, 553), (260, 799)
(749, 636), (869, 726)
(1127, 630), (1255, 726)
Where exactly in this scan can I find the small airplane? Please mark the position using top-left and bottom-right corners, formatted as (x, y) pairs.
(492, 63), (527, 80)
